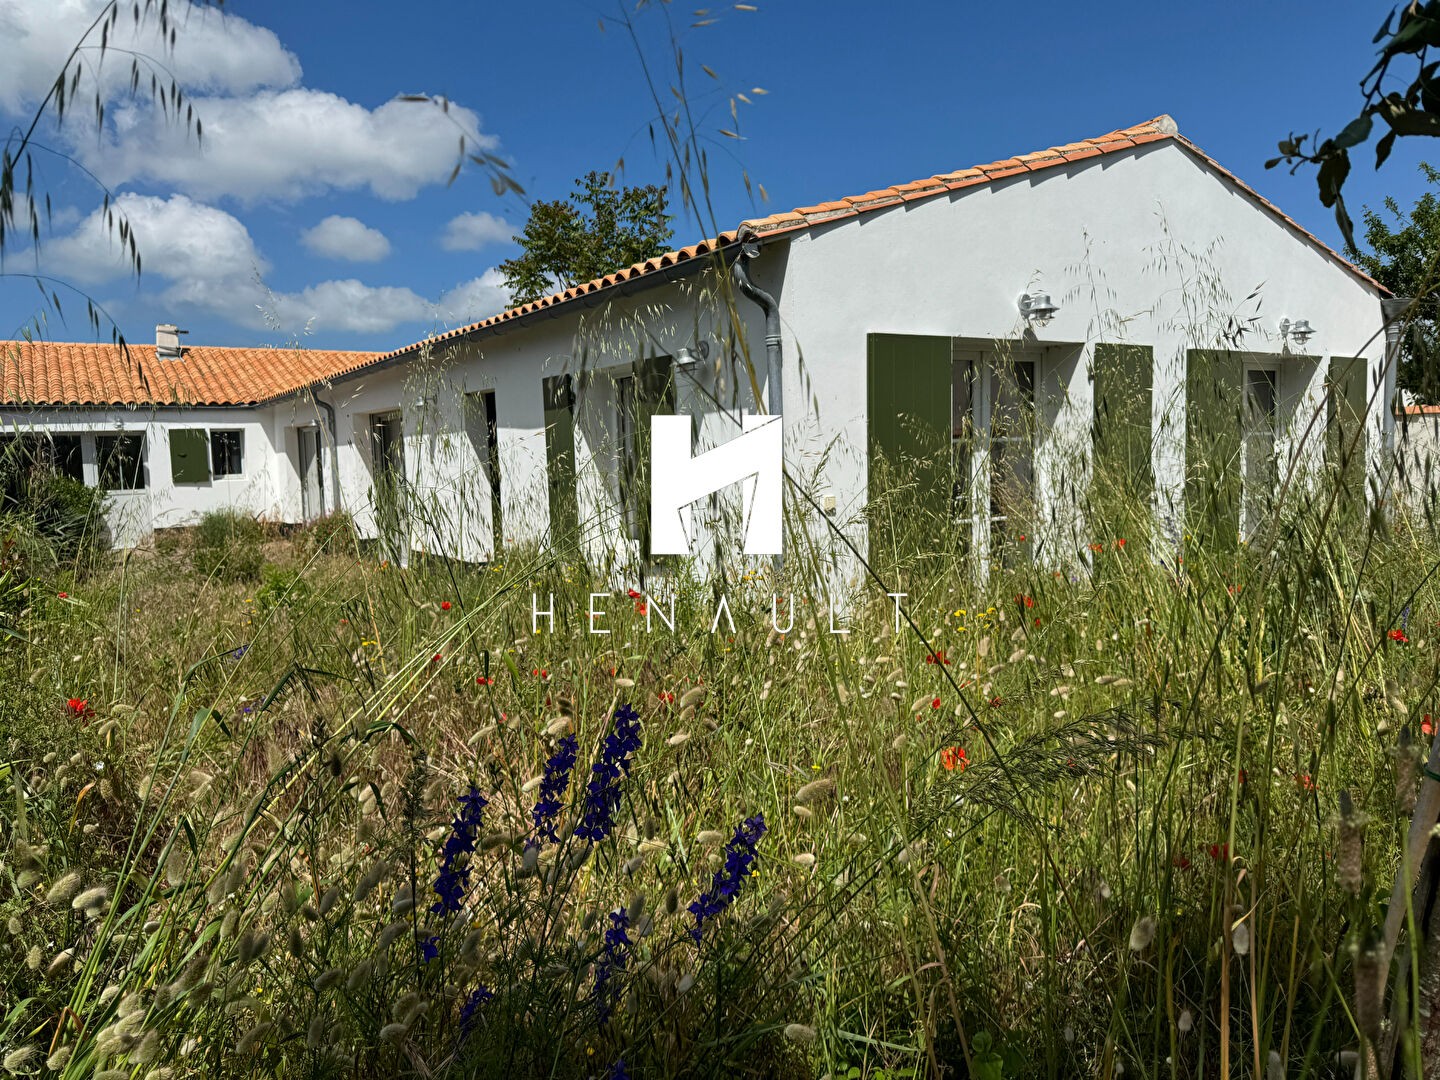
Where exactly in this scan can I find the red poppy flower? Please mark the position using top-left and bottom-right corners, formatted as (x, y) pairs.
(626, 588), (642, 600)
(476, 676), (493, 686)
(531, 668), (548, 680)
(926, 650), (950, 665)
(1089, 543), (1104, 553)
(440, 601), (452, 611)
(432, 653), (443, 664)
(1389, 629), (1410, 644)
(1208, 842), (1229, 862)
(1237, 768), (1248, 785)
(1034, 617), (1042, 628)
(1424, 714), (1434, 737)
(57, 591), (68, 599)
(1295, 773), (1316, 792)
(930, 697), (942, 710)
(1172, 855), (1192, 870)
(989, 696), (1003, 708)
(1116, 538), (1127, 548)
(940, 746), (968, 771)
(65, 698), (89, 717)
(635, 602), (648, 616)
(659, 690), (675, 704)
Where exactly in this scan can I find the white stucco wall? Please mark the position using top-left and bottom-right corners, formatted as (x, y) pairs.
(0, 140), (1388, 570)
(763, 139), (1385, 570)
(0, 407), (282, 546)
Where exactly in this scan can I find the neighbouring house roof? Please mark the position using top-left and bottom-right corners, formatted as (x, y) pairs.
(0, 339), (378, 408)
(345, 114), (1383, 383)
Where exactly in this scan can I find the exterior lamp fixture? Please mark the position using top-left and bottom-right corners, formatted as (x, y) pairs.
(1279, 317), (1316, 348)
(1019, 291), (1059, 326)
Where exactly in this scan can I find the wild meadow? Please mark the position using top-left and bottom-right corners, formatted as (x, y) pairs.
(0, 406), (1434, 1079)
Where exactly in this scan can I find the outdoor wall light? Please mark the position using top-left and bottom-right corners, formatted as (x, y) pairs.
(1279, 317), (1316, 347)
(1019, 291), (1060, 325)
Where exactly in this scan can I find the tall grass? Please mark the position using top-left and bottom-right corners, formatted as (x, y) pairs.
(0, 385), (1435, 1077)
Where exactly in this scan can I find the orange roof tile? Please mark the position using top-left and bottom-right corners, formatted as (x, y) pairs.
(359, 116), (1381, 379)
(0, 340), (377, 408)
(9, 117), (1381, 410)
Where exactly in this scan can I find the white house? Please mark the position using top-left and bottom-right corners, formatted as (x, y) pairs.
(0, 116), (1393, 571)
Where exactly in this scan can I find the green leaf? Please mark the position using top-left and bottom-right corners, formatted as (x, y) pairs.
(1317, 149), (1351, 207)
(1333, 112), (1373, 150)
(1376, 129), (1398, 170)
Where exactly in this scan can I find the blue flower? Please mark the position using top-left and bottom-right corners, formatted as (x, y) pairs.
(592, 907), (631, 1026)
(458, 984), (493, 1039)
(431, 785), (488, 914)
(420, 935), (440, 963)
(688, 814), (766, 944)
(605, 1059), (630, 1080)
(530, 734), (578, 846)
(575, 705), (641, 843)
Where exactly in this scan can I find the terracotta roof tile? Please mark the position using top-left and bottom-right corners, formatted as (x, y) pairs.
(0, 341), (377, 408)
(352, 115), (1382, 374)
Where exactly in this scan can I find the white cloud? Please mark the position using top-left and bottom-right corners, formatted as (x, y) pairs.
(437, 270), (511, 325)
(41, 194), (509, 336)
(0, 1), (499, 204)
(45, 192), (268, 289)
(0, 0), (299, 115)
(300, 215), (391, 263)
(441, 211), (514, 252)
(88, 89), (495, 204)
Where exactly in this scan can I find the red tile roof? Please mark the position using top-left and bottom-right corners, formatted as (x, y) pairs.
(358, 115), (1382, 376)
(0, 340), (378, 407)
(3, 117), (1383, 409)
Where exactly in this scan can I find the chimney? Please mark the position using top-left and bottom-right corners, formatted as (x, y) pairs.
(156, 323), (187, 360)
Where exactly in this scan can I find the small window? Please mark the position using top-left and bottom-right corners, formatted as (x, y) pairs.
(211, 429), (244, 478)
(97, 433), (147, 491)
(169, 428), (210, 485)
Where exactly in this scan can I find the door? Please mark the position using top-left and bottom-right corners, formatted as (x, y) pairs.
(298, 427), (325, 522)
(370, 411), (407, 558)
(1242, 365), (1279, 538)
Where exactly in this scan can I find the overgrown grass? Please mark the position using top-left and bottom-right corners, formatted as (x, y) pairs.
(0, 442), (1433, 1078)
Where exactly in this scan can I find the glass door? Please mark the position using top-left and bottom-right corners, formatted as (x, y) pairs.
(1243, 366), (1278, 538)
(298, 427), (325, 522)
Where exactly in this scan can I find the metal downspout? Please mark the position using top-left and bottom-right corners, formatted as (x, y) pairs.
(731, 237), (784, 576)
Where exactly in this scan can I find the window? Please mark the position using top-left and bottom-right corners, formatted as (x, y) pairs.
(989, 358), (1036, 541)
(49, 435), (84, 483)
(211, 429), (244, 478)
(97, 433), (146, 490)
(616, 374), (639, 541)
(169, 428), (209, 484)
(1243, 366), (1279, 536)
(463, 391), (502, 551)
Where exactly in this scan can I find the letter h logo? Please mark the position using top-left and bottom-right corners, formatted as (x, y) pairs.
(649, 414), (782, 555)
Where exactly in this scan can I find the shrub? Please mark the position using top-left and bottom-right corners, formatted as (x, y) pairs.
(191, 509), (264, 582)
(0, 457), (109, 571)
(295, 509), (356, 556)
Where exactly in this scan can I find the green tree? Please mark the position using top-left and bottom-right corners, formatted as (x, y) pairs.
(1272, 4), (1440, 248)
(499, 171), (673, 305)
(1348, 162), (1440, 401)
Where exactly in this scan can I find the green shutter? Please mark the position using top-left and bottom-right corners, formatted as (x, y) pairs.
(633, 355), (674, 559)
(1327, 356), (1367, 516)
(542, 375), (579, 548)
(1185, 350), (1243, 547)
(169, 428), (209, 485)
(1093, 344), (1154, 501)
(866, 333), (951, 562)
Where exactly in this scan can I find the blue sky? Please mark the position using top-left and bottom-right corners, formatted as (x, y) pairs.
(0, 1), (1427, 351)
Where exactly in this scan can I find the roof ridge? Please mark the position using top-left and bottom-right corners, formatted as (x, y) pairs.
(370, 117), (1195, 366)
